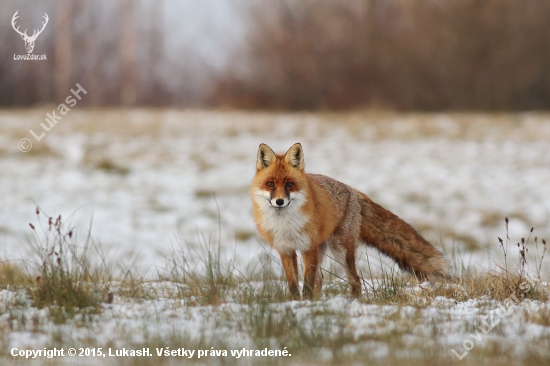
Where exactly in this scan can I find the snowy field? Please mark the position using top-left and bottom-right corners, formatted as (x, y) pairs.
(1, 109), (549, 273)
(0, 109), (549, 365)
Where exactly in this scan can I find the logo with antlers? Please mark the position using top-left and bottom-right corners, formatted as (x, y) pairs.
(11, 11), (49, 54)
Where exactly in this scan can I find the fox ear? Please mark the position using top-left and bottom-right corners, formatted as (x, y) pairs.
(284, 143), (304, 171)
(256, 143), (277, 170)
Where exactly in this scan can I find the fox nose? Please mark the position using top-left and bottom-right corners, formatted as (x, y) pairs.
(276, 199), (285, 206)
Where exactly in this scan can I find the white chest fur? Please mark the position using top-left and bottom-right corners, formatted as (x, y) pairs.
(253, 189), (311, 254)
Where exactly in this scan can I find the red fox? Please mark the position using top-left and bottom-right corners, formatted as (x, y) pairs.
(251, 143), (449, 299)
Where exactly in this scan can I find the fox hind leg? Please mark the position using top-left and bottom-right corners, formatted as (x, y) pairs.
(344, 246), (362, 297)
(329, 242), (362, 297)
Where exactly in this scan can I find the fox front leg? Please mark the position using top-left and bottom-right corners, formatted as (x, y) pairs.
(314, 242), (328, 293)
(301, 247), (321, 300)
(279, 251), (300, 300)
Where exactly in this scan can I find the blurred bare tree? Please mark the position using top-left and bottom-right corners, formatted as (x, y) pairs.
(120, 0), (137, 106)
(55, 0), (72, 102)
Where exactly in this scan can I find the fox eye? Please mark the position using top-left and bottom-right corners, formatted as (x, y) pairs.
(286, 182), (293, 188)
(266, 181), (274, 187)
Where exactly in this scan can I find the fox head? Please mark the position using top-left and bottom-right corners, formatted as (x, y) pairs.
(252, 143), (305, 210)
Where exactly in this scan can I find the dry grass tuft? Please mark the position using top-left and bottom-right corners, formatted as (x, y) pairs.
(24, 208), (112, 322)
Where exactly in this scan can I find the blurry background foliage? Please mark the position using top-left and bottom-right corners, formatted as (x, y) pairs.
(2, 0), (550, 111)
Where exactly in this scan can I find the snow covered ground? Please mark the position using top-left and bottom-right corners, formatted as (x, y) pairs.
(1, 109), (549, 275)
(1, 280), (549, 365)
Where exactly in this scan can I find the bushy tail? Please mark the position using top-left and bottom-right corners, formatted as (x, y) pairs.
(355, 191), (450, 279)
